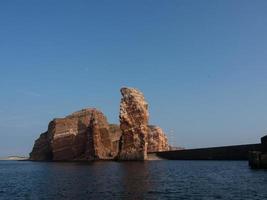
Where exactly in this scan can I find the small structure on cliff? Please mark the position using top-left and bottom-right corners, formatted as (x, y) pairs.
(30, 87), (170, 161)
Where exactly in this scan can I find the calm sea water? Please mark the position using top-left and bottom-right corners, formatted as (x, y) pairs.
(0, 160), (267, 200)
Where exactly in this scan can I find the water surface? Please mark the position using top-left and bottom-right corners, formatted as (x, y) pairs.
(0, 160), (267, 199)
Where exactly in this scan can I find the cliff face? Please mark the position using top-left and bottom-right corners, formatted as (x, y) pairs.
(29, 131), (52, 160)
(107, 124), (170, 155)
(30, 87), (170, 161)
(147, 126), (169, 153)
(117, 88), (149, 160)
(30, 109), (116, 161)
(109, 124), (122, 156)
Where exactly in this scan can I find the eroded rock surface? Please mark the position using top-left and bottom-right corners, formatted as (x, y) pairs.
(117, 87), (149, 160)
(109, 124), (122, 156)
(147, 126), (169, 152)
(29, 131), (52, 160)
(30, 109), (116, 161)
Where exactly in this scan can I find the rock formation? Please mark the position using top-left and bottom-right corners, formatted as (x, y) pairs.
(30, 87), (170, 161)
(30, 109), (116, 161)
(109, 124), (122, 156)
(107, 124), (170, 154)
(117, 87), (149, 160)
(147, 126), (169, 152)
(29, 131), (52, 160)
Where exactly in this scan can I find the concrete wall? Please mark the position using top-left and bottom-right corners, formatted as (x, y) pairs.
(153, 143), (263, 160)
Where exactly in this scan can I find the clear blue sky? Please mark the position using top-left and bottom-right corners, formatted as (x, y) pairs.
(1, 0), (267, 157)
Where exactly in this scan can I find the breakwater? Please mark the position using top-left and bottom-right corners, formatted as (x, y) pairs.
(152, 143), (263, 160)
(248, 136), (267, 169)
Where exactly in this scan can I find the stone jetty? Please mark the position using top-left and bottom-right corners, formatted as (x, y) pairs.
(248, 135), (267, 169)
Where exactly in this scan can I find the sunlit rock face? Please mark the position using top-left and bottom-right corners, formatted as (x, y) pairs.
(30, 109), (116, 161)
(30, 88), (171, 161)
(147, 126), (169, 153)
(117, 87), (149, 160)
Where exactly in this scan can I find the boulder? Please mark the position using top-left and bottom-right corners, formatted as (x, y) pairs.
(117, 87), (149, 160)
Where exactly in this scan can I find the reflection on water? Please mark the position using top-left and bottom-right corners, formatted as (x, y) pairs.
(120, 162), (151, 199)
(0, 160), (267, 199)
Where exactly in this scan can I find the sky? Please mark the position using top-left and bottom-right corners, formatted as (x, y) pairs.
(0, 0), (267, 157)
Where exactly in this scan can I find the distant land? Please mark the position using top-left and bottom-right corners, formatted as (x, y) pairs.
(0, 156), (29, 161)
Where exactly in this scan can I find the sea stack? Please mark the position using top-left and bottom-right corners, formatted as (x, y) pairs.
(117, 87), (149, 160)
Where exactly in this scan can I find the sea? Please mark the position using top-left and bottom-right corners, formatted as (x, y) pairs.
(0, 160), (267, 200)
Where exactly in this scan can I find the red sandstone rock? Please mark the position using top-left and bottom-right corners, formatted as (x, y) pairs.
(147, 126), (169, 152)
(117, 87), (149, 160)
(29, 131), (52, 160)
(30, 88), (172, 161)
(30, 108), (116, 161)
(109, 124), (122, 156)
(84, 111), (114, 160)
